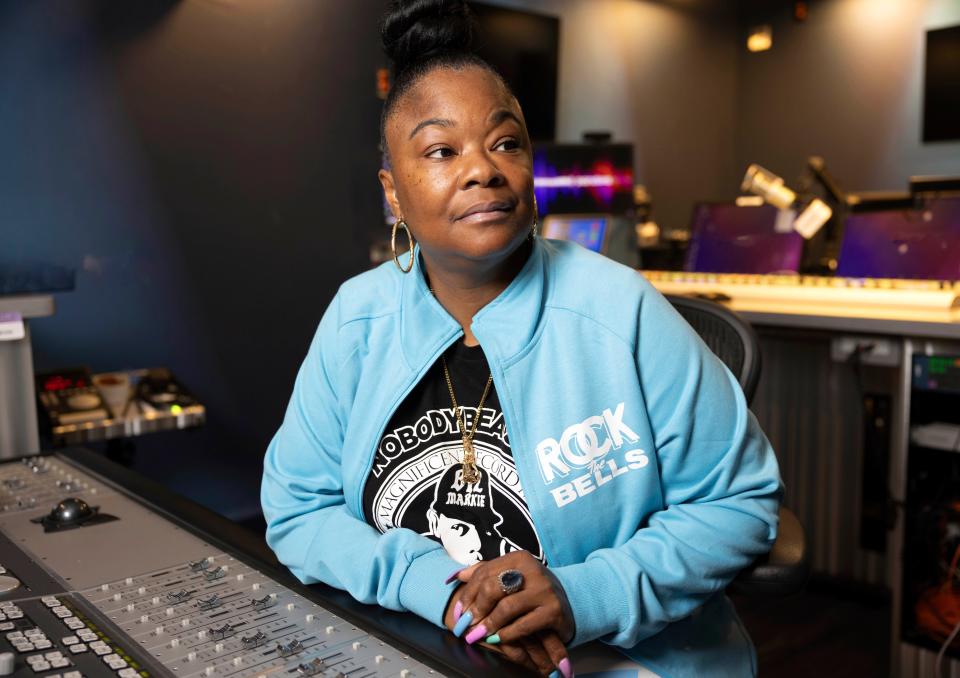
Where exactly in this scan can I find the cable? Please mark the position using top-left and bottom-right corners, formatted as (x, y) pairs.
(936, 615), (960, 677)
(934, 545), (960, 677)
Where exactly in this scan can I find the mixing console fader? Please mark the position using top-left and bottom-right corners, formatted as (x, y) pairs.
(0, 451), (520, 678)
(82, 555), (410, 677)
(1, 457), (105, 514)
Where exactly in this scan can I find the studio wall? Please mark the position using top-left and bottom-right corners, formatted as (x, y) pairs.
(483, 0), (741, 232)
(0, 0), (386, 518)
(736, 0), (960, 194)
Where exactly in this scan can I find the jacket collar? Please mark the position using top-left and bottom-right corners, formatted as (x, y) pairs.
(399, 238), (548, 371)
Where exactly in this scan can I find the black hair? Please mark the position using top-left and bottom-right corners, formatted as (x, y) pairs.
(379, 0), (511, 158)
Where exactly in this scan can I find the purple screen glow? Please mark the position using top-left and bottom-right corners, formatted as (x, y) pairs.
(836, 198), (960, 280)
(685, 204), (804, 274)
(533, 144), (634, 217)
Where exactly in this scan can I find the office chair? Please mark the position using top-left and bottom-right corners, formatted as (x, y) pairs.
(665, 294), (809, 597)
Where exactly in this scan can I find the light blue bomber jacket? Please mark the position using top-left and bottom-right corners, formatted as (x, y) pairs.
(261, 238), (782, 678)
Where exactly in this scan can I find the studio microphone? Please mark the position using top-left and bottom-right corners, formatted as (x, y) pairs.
(741, 163), (832, 239)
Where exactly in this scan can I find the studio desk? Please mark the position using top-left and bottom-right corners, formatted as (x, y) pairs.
(643, 271), (960, 677)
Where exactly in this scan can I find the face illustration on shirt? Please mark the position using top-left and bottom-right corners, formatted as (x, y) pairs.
(427, 464), (519, 565)
(428, 511), (485, 564)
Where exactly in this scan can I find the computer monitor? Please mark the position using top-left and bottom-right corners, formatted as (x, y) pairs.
(541, 214), (610, 254)
(533, 143), (634, 218)
(836, 197), (960, 280)
(924, 25), (960, 142)
(685, 203), (805, 275)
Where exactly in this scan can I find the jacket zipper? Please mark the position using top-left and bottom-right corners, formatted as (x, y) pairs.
(354, 332), (461, 521)
(483, 356), (557, 567)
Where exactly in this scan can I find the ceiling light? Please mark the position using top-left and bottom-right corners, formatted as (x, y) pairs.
(747, 25), (772, 52)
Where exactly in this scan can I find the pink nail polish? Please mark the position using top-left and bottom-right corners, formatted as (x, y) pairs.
(453, 600), (463, 623)
(464, 624), (487, 645)
(559, 657), (573, 678)
(444, 568), (465, 584)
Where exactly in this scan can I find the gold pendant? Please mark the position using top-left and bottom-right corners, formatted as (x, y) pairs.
(461, 439), (480, 484)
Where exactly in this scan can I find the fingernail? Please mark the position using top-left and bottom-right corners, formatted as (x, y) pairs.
(559, 657), (573, 678)
(453, 600), (463, 623)
(445, 568), (465, 584)
(549, 671), (561, 678)
(484, 633), (500, 645)
(452, 611), (473, 638)
(464, 624), (487, 645)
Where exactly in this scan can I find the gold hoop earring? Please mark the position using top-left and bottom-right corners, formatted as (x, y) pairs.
(391, 219), (415, 273)
(531, 196), (539, 238)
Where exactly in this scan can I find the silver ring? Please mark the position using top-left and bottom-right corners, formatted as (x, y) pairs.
(498, 569), (524, 595)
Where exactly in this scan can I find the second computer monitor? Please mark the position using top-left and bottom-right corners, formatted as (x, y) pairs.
(685, 203), (805, 275)
(836, 197), (960, 280)
(541, 214), (610, 254)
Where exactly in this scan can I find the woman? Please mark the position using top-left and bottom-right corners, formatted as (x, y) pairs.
(261, 1), (782, 676)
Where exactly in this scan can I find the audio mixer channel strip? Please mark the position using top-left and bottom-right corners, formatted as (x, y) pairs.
(0, 454), (457, 678)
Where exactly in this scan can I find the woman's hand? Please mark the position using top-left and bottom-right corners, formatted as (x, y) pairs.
(443, 551), (575, 675)
(484, 631), (571, 677)
(445, 594), (570, 676)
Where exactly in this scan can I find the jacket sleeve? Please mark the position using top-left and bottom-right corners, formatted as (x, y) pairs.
(550, 287), (783, 648)
(260, 293), (461, 627)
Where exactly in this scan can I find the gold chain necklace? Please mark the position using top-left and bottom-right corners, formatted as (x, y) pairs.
(440, 353), (493, 485)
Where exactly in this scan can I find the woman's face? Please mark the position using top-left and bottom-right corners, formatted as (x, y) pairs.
(379, 65), (535, 270)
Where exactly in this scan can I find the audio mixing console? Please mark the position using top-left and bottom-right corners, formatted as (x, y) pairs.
(0, 451), (528, 678)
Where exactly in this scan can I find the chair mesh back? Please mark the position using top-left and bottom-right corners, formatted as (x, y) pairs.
(666, 295), (761, 404)
(674, 308), (746, 379)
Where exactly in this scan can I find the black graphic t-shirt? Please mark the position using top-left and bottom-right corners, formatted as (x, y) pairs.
(362, 341), (544, 565)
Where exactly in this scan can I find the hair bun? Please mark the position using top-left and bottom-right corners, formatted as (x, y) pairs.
(381, 0), (475, 75)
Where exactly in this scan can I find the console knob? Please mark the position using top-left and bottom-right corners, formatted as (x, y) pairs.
(0, 651), (14, 676)
(0, 576), (20, 594)
(33, 497), (98, 529)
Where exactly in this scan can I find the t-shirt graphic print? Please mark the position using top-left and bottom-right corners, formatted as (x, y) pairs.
(361, 342), (543, 565)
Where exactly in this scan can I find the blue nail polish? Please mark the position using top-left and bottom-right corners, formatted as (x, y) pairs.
(452, 611), (473, 637)
(549, 671), (561, 678)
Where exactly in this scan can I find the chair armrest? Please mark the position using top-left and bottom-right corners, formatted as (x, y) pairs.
(728, 506), (809, 597)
